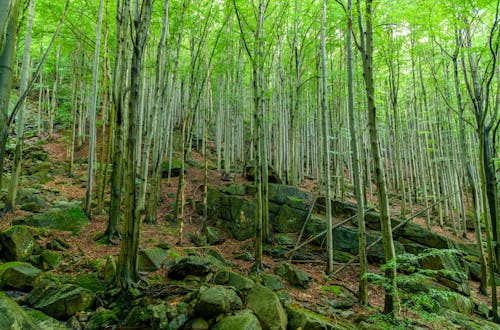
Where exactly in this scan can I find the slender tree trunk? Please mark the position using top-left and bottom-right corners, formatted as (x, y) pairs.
(320, 0), (333, 275)
(357, 0), (399, 316)
(85, 0), (105, 217)
(116, 0), (153, 290)
(5, 0), (35, 211)
(0, 0), (19, 191)
(346, 0), (367, 305)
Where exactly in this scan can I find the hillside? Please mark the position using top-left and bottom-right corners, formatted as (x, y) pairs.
(0, 131), (497, 330)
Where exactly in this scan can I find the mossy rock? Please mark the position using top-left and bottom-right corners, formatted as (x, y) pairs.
(419, 251), (470, 295)
(40, 250), (63, 270)
(161, 159), (186, 178)
(0, 225), (36, 261)
(213, 310), (262, 330)
(168, 256), (215, 280)
(24, 308), (70, 330)
(214, 269), (254, 292)
(0, 291), (37, 329)
(321, 285), (356, 309)
(14, 205), (89, 235)
(0, 261), (41, 291)
(246, 284), (287, 330)
(273, 204), (306, 233)
(275, 262), (311, 289)
(286, 304), (356, 330)
(261, 273), (285, 291)
(138, 247), (169, 272)
(196, 286), (242, 318)
(219, 184), (247, 196)
(27, 278), (96, 320)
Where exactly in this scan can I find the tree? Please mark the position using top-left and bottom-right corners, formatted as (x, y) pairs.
(0, 0), (20, 191)
(116, 0), (153, 290)
(357, 0), (399, 316)
(5, 0), (36, 212)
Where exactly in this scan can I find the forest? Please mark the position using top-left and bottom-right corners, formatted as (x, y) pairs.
(0, 0), (499, 329)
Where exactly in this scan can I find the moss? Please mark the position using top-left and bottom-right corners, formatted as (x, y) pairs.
(73, 273), (104, 293)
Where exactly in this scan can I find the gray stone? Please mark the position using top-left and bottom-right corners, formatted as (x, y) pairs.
(0, 291), (37, 329)
(196, 286), (242, 318)
(246, 284), (287, 330)
(0, 261), (41, 290)
(14, 206), (89, 235)
(27, 278), (95, 319)
(275, 262), (311, 289)
(262, 273), (284, 291)
(419, 251), (470, 296)
(168, 256), (215, 280)
(286, 304), (356, 330)
(138, 247), (169, 272)
(213, 310), (261, 330)
(0, 225), (36, 261)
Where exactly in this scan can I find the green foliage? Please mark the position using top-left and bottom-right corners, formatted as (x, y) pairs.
(365, 249), (466, 326)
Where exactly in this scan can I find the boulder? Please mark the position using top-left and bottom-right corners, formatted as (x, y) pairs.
(214, 269), (254, 291)
(268, 184), (311, 205)
(168, 256), (215, 280)
(419, 251), (470, 295)
(245, 164), (281, 183)
(191, 317), (210, 330)
(0, 225), (36, 260)
(262, 273), (285, 291)
(17, 188), (47, 213)
(275, 262), (311, 289)
(24, 308), (70, 330)
(84, 308), (119, 330)
(219, 184), (247, 196)
(246, 284), (287, 330)
(138, 247), (169, 272)
(0, 261), (41, 290)
(0, 291), (37, 329)
(196, 286), (242, 318)
(14, 204), (89, 235)
(436, 292), (474, 314)
(40, 250), (63, 270)
(286, 304), (356, 330)
(27, 278), (95, 319)
(206, 226), (224, 245)
(213, 310), (262, 330)
(321, 285), (357, 309)
(273, 204), (306, 233)
(161, 160), (185, 178)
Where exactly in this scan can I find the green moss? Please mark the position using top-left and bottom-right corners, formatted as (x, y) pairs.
(73, 274), (104, 293)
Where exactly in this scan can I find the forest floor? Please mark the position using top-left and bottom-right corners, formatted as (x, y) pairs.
(1, 131), (493, 328)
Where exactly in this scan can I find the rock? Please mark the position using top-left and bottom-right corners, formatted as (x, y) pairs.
(0, 291), (37, 329)
(245, 164), (281, 183)
(148, 303), (169, 330)
(27, 278), (96, 319)
(17, 188), (47, 213)
(275, 262), (311, 289)
(321, 285), (357, 309)
(443, 310), (500, 330)
(40, 250), (63, 270)
(285, 196), (308, 211)
(103, 256), (116, 285)
(138, 247), (169, 272)
(46, 239), (70, 251)
(214, 269), (254, 291)
(0, 225), (36, 260)
(124, 306), (151, 328)
(196, 286), (242, 318)
(168, 256), (215, 280)
(213, 310), (262, 330)
(24, 308), (71, 330)
(14, 205), (89, 235)
(419, 251), (470, 295)
(273, 204), (306, 233)
(166, 313), (188, 330)
(286, 304), (356, 330)
(262, 273), (284, 291)
(191, 317), (210, 330)
(219, 184), (247, 196)
(161, 160), (185, 178)
(246, 284), (287, 330)
(477, 303), (490, 318)
(436, 292), (474, 314)
(0, 261), (41, 290)
(392, 219), (455, 250)
(268, 183), (311, 205)
(206, 226), (224, 245)
(84, 308), (118, 330)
